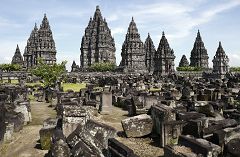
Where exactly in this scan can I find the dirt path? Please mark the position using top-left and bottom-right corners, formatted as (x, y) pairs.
(0, 101), (56, 157)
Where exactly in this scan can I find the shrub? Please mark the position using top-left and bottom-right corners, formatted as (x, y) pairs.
(0, 64), (22, 72)
(176, 66), (203, 71)
(89, 62), (116, 72)
(230, 67), (240, 72)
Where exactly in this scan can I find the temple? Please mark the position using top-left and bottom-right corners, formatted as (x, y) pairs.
(153, 32), (175, 75)
(23, 14), (57, 69)
(179, 55), (189, 67)
(212, 42), (229, 76)
(11, 45), (24, 66)
(144, 33), (156, 73)
(190, 30), (209, 69)
(80, 6), (116, 69)
(120, 17), (146, 73)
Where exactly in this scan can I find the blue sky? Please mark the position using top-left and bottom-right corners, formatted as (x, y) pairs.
(0, 0), (240, 70)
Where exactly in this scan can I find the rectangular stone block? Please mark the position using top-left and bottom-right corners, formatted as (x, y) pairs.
(39, 127), (55, 150)
(108, 138), (137, 157)
(121, 114), (153, 138)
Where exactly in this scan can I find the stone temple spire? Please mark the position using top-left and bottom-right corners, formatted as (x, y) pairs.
(36, 14), (56, 65)
(23, 14), (57, 69)
(154, 31), (175, 75)
(80, 6), (116, 68)
(212, 41), (229, 75)
(23, 24), (39, 68)
(144, 33), (156, 72)
(40, 13), (50, 29)
(120, 17), (146, 73)
(179, 55), (189, 67)
(12, 44), (23, 66)
(190, 30), (209, 69)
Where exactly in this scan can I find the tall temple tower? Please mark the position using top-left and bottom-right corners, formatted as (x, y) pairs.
(153, 32), (175, 75)
(190, 30), (209, 69)
(11, 45), (24, 66)
(120, 17), (146, 73)
(23, 23), (38, 68)
(212, 42), (229, 76)
(23, 14), (57, 69)
(144, 33), (156, 72)
(80, 6), (116, 68)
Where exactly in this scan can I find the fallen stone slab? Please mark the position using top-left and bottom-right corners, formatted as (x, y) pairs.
(67, 119), (117, 157)
(39, 118), (58, 150)
(212, 125), (240, 147)
(226, 138), (240, 157)
(121, 114), (153, 138)
(84, 119), (117, 148)
(51, 129), (71, 157)
(39, 127), (55, 150)
(108, 138), (139, 157)
(178, 135), (222, 157)
(164, 145), (198, 157)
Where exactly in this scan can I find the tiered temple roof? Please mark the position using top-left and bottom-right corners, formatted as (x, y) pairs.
(23, 14), (57, 69)
(80, 6), (116, 68)
(212, 42), (229, 75)
(144, 33), (156, 72)
(154, 32), (175, 75)
(190, 30), (209, 69)
(11, 45), (24, 66)
(120, 17), (146, 73)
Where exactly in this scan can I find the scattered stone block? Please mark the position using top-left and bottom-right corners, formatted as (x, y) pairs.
(164, 145), (198, 157)
(39, 118), (58, 150)
(39, 127), (55, 150)
(51, 129), (71, 157)
(178, 135), (222, 157)
(14, 101), (32, 125)
(108, 138), (138, 157)
(67, 119), (117, 156)
(121, 114), (153, 138)
(226, 138), (240, 157)
(212, 125), (240, 147)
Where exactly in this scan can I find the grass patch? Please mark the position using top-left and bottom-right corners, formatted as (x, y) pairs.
(25, 82), (43, 87)
(1, 79), (19, 84)
(149, 88), (161, 92)
(62, 83), (86, 92)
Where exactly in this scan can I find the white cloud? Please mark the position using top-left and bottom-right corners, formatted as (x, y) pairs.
(111, 0), (240, 41)
(229, 53), (240, 66)
(111, 27), (125, 35)
(0, 17), (22, 28)
(107, 14), (118, 22)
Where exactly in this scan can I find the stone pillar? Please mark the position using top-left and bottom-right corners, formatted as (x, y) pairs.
(100, 91), (112, 114)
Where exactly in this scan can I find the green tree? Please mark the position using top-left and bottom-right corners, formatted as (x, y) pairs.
(0, 64), (21, 72)
(89, 62), (116, 72)
(230, 67), (240, 72)
(31, 60), (67, 87)
(176, 66), (203, 71)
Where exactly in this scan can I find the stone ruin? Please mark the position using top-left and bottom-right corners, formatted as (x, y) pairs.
(28, 71), (240, 157)
(0, 84), (31, 143)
